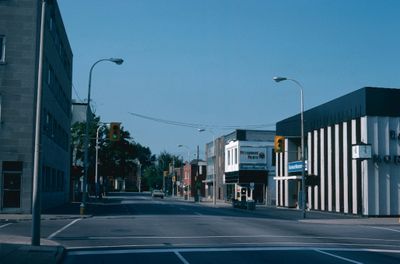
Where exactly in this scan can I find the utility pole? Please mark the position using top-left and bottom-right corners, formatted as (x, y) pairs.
(32, 0), (46, 246)
(196, 145), (200, 202)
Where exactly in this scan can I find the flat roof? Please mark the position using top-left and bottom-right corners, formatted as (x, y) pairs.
(276, 87), (400, 137)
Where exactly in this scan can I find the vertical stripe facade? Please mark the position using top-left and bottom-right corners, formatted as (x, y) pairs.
(313, 119), (359, 214)
(275, 116), (400, 216)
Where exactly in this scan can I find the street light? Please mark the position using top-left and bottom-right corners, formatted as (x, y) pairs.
(273, 76), (306, 219)
(198, 128), (217, 206)
(31, 0), (47, 246)
(178, 144), (191, 163)
(81, 58), (123, 215)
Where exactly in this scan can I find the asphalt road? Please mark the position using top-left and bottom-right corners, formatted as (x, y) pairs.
(1, 192), (400, 263)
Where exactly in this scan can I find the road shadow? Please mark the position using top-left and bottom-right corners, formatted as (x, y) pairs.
(43, 192), (364, 222)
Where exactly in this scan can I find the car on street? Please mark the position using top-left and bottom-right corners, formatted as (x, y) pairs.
(151, 189), (164, 199)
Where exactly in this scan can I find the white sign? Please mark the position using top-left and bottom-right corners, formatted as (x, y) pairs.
(240, 147), (267, 164)
(352, 144), (372, 159)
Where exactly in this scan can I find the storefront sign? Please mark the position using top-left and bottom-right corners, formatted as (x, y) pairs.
(288, 161), (308, 173)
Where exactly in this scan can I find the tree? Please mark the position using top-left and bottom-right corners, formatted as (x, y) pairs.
(141, 151), (183, 191)
(71, 116), (153, 193)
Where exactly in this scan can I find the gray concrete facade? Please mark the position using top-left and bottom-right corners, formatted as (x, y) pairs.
(0, 0), (72, 213)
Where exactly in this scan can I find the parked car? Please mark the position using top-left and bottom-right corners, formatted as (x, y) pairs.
(152, 189), (164, 199)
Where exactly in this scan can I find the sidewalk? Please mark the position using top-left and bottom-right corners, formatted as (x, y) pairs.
(0, 235), (64, 264)
(0, 201), (90, 264)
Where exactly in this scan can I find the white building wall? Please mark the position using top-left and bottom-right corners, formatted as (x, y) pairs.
(284, 138), (289, 207)
(343, 122), (349, 214)
(334, 124), (341, 212)
(276, 115), (400, 216)
(364, 116), (400, 216)
(320, 128), (326, 211)
(313, 130), (319, 210)
(351, 119), (358, 214)
(327, 126), (333, 212)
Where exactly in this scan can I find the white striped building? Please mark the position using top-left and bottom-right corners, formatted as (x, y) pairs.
(275, 87), (400, 216)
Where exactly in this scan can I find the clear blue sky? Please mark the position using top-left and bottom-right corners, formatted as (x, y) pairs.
(58, 0), (400, 159)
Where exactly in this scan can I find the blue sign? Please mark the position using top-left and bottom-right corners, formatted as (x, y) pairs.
(288, 161), (307, 173)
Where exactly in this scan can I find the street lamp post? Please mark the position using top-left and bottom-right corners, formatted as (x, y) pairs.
(273, 76), (306, 218)
(198, 128), (217, 206)
(95, 124), (106, 198)
(31, 0), (47, 246)
(81, 58), (123, 215)
(178, 144), (191, 163)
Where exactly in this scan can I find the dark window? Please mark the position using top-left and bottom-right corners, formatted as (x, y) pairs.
(271, 149), (276, 166)
(0, 35), (5, 63)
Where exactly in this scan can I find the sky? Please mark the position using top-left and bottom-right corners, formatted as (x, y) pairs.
(58, 0), (400, 160)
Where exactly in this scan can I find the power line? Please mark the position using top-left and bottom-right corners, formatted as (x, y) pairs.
(128, 112), (275, 130)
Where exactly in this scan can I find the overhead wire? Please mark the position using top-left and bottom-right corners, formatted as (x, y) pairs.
(128, 112), (276, 130)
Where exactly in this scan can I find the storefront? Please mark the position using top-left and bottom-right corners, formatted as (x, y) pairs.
(225, 139), (275, 204)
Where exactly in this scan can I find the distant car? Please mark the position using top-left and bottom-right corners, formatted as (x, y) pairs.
(152, 189), (164, 199)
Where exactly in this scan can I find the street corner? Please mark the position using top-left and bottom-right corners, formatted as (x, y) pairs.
(0, 235), (65, 264)
(0, 244), (65, 264)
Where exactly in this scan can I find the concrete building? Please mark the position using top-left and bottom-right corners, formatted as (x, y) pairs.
(183, 160), (206, 200)
(275, 87), (400, 216)
(205, 137), (225, 201)
(0, 1), (72, 212)
(224, 130), (276, 204)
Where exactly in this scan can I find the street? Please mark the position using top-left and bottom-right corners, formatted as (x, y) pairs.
(1, 193), (400, 263)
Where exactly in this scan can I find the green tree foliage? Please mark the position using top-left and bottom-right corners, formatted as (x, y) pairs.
(71, 116), (152, 189)
(141, 151), (183, 191)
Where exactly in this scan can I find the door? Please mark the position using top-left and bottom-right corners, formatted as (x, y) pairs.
(3, 172), (21, 208)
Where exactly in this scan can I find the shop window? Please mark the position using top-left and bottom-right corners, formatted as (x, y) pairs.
(0, 35), (5, 63)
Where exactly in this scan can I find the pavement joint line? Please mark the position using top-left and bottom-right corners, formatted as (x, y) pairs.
(314, 249), (364, 264)
(66, 246), (400, 256)
(174, 250), (190, 264)
(81, 234), (400, 244)
(0, 223), (12, 229)
(368, 226), (400, 233)
(64, 241), (400, 252)
(47, 218), (82, 240)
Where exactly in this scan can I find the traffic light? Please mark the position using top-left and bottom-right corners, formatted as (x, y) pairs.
(274, 136), (285, 153)
(109, 122), (121, 141)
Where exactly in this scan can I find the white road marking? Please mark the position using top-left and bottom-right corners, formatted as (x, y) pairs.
(85, 234), (400, 244)
(174, 251), (190, 264)
(66, 246), (400, 256)
(47, 218), (82, 239)
(314, 249), (364, 264)
(0, 223), (12, 229)
(369, 226), (400, 233)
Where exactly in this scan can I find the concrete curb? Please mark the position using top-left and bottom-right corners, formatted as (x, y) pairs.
(0, 214), (91, 222)
(0, 235), (65, 264)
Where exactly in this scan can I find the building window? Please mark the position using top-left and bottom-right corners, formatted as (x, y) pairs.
(227, 150), (231, 165)
(48, 65), (55, 87)
(0, 35), (5, 63)
(49, 16), (54, 32)
(234, 148), (238, 164)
